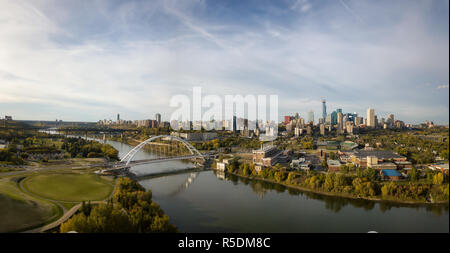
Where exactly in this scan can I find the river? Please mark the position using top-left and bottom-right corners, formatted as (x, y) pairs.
(101, 138), (448, 233)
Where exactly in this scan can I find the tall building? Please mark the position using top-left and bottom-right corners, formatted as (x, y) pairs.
(346, 121), (353, 134)
(337, 112), (343, 129)
(366, 108), (375, 127)
(117, 113), (120, 121)
(307, 110), (314, 124)
(331, 111), (337, 125)
(155, 113), (161, 125)
(232, 116), (237, 132)
(320, 124), (325, 136)
(306, 125), (312, 135)
(355, 116), (363, 126)
(387, 114), (394, 127)
(322, 99), (327, 121)
(326, 114), (331, 124)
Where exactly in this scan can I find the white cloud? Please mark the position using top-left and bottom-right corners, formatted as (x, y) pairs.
(0, 0), (448, 124)
(290, 0), (312, 13)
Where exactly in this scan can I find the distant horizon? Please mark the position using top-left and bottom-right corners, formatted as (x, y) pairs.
(1, 0), (448, 124)
(8, 115), (449, 126)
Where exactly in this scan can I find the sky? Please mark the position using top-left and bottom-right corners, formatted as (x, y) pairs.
(0, 0), (448, 124)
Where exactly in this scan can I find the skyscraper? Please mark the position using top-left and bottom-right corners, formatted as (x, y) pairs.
(155, 113), (161, 125)
(322, 99), (326, 121)
(337, 112), (343, 129)
(117, 113), (120, 121)
(232, 116), (237, 132)
(307, 110), (314, 124)
(387, 114), (394, 127)
(366, 108), (375, 127)
(331, 111), (337, 125)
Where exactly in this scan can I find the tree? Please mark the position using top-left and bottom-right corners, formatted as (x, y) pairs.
(364, 167), (377, 181)
(356, 167), (363, 178)
(340, 165), (349, 174)
(323, 173), (335, 191)
(287, 172), (296, 184)
(409, 167), (418, 181)
(433, 173), (444, 185)
(274, 171), (285, 182)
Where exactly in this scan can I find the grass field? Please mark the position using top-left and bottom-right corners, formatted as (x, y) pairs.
(0, 167), (25, 173)
(0, 176), (60, 232)
(23, 173), (113, 202)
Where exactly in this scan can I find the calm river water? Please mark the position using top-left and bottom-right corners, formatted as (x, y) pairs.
(103, 139), (449, 233)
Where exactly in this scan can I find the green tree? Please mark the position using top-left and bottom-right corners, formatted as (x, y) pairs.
(409, 167), (418, 181)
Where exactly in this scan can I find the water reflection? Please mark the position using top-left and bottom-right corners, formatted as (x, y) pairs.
(224, 173), (449, 215)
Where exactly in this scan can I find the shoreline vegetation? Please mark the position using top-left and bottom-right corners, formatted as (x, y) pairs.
(216, 157), (449, 205)
(226, 170), (449, 205)
(60, 177), (177, 233)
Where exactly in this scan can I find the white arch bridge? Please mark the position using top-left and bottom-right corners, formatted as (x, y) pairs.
(102, 135), (212, 173)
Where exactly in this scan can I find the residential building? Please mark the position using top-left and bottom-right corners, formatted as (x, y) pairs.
(366, 108), (375, 127)
(307, 110), (314, 124)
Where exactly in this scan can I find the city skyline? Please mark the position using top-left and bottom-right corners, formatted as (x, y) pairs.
(0, 0), (448, 124)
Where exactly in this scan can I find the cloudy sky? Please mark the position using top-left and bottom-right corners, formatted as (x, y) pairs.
(0, 0), (448, 124)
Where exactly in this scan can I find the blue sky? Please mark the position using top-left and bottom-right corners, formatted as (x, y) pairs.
(0, 0), (448, 124)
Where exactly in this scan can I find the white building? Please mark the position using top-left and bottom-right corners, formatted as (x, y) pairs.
(366, 108), (375, 127)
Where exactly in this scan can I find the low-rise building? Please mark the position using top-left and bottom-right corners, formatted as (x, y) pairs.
(381, 169), (402, 181)
(394, 161), (413, 170)
(327, 160), (342, 172)
(216, 162), (226, 172)
(349, 150), (407, 169)
(290, 159), (310, 171)
(370, 162), (398, 170)
(252, 145), (283, 167)
(428, 164), (449, 173)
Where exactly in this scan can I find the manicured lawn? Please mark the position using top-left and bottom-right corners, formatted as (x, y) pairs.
(23, 173), (113, 202)
(0, 176), (60, 232)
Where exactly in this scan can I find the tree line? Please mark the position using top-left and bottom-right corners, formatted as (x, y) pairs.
(60, 177), (178, 233)
(223, 157), (449, 203)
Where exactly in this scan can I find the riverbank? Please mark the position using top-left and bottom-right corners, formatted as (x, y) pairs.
(224, 170), (449, 205)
